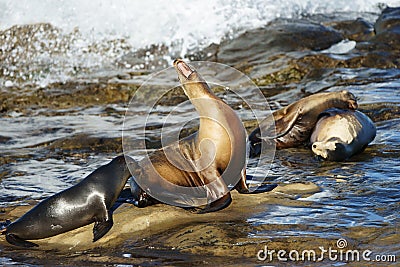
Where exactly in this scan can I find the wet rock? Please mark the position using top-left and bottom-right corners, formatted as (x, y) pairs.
(0, 23), (63, 64)
(356, 7), (400, 52)
(327, 18), (375, 42)
(0, 22), (136, 105)
(254, 64), (306, 86)
(189, 19), (343, 66)
(359, 103), (400, 122)
(0, 82), (137, 115)
(0, 135), (12, 143)
(0, 183), (320, 251)
(374, 7), (400, 35)
(296, 51), (399, 70)
(190, 8), (400, 88)
(273, 182), (321, 196)
(47, 133), (123, 153)
(118, 44), (170, 70)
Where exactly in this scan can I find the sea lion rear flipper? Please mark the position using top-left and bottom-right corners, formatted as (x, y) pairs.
(236, 182), (278, 194)
(235, 172), (278, 194)
(5, 233), (39, 248)
(249, 183), (278, 193)
(194, 193), (232, 214)
(93, 216), (113, 242)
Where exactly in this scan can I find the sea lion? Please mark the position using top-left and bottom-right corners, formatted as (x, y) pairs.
(2, 155), (137, 248)
(310, 108), (376, 161)
(248, 91), (358, 157)
(128, 59), (276, 213)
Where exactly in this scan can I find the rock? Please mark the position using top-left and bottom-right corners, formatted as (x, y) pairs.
(358, 7), (400, 52)
(272, 182), (321, 196)
(0, 135), (12, 143)
(327, 18), (374, 42)
(0, 182), (321, 251)
(374, 7), (400, 35)
(187, 19), (342, 66)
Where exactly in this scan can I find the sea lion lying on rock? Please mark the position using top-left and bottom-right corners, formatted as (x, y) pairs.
(2, 156), (137, 248)
(248, 91), (358, 157)
(310, 108), (376, 161)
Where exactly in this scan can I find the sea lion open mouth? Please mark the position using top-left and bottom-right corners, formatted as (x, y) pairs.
(174, 59), (193, 78)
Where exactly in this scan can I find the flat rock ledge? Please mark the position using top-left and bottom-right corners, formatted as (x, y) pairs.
(0, 182), (320, 251)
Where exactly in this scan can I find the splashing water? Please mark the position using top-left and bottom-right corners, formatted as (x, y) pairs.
(1, 0), (398, 48)
(0, 0), (399, 87)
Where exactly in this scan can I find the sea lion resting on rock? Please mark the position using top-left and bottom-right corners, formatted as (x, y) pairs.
(2, 155), (137, 248)
(129, 59), (276, 213)
(310, 108), (376, 161)
(248, 91), (358, 157)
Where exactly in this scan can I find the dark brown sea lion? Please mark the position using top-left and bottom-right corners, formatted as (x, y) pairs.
(248, 91), (358, 157)
(129, 59), (276, 213)
(2, 155), (137, 248)
(310, 108), (376, 161)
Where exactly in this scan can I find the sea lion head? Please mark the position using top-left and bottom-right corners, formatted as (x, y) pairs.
(173, 59), (215, 100)
(174, 59), (202, 83)
(312, 138), (349, 161)
(338, 90), (358, 110)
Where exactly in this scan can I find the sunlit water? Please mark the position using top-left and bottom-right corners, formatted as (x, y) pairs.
(0, 0), (399, 265)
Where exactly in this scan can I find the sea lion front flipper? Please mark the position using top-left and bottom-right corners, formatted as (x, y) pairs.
(264, 107), (302, 140)
(249, 108), (302, 157)
(5, 233), (39, 248)
(194, 193), (232, 214)
(92, 215), (113, 242)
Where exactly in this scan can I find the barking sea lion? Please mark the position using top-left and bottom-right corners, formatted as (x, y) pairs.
(129, 59), (276, 213)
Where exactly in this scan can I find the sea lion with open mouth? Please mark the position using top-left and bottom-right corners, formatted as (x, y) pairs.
(129, 59), (277, 213)
(310, 108), (376, 161)
(2, 155), (137, 248)
(248, 91), (358, 157)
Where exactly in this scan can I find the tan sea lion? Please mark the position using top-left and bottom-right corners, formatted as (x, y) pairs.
(310, 108), (376, 161)
(248, 91), (358, 157)
(2, 155), (137, 248)
(129, 59), (276, 213)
